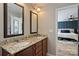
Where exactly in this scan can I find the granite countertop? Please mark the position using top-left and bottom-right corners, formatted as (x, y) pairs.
(1, 34), (47, 55)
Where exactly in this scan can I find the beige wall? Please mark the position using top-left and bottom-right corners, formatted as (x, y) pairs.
(38, 5), (57, 55)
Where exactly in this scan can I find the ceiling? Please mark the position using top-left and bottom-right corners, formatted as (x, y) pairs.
(26, 3), (78, 9)
(47, 3), (78, 8)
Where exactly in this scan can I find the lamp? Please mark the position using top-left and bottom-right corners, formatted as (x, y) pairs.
(68, 15), (78, 21)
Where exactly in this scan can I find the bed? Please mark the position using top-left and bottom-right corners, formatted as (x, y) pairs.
(58, 32), (78, 41)
(57, 29), (78, 41)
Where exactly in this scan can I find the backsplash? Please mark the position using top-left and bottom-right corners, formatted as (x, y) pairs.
(58, 20), (78, 29)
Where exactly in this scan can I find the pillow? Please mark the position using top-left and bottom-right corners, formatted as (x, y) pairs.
(61, 30), (70, 33)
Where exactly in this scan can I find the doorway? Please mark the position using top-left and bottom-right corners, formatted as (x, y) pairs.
(56, 4), (78, 56)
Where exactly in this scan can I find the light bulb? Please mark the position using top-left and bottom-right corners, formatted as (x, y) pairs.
(37, 8), (40, 12)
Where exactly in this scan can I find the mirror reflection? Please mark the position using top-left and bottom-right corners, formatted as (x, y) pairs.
(30, 11), (38, 34)
(7, 4), (22, 35)
(32, 13), (37, 32)
(4, 3), (24, 37)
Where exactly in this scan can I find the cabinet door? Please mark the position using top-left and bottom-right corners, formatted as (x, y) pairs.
(15, 46), (34, 56)
(36, 51), (42, 56)
(43, 38), (48, 56)
(35, 41), (43, 56)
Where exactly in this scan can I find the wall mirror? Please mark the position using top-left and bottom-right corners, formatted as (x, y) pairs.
(4, 3), (24, 38)
(30, 11), (38, 34)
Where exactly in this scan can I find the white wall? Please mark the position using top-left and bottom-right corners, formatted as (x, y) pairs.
(58, 5), (78, 21)
(0, 3), (30, 55)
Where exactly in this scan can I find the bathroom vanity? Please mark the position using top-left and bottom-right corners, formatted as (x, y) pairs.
(1, 35), (48, 56)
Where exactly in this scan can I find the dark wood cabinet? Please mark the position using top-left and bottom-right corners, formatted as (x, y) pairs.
(42, 38), (48, 56)
(2, 49), (11, 56)
(2, 38), (48, 56)
(35, 41), (43, 56)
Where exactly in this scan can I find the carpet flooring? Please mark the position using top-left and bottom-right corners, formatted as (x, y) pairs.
(56, 40), (78, 56)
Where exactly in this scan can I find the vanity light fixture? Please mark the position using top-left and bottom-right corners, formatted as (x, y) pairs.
(36, 7), (41, 13)
(32, 7), (41, 13)
(31, 4), (41, 13)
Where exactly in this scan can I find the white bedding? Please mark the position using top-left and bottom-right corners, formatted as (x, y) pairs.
(58, 33), (78, 41)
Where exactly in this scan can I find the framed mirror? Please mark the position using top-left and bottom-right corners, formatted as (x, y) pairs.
(30, 11), (38, 34)
(4, 3), (24, 38)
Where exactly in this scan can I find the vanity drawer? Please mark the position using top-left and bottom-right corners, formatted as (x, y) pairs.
(36, 45), (42, 54)
(35, 41), (43, 56)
